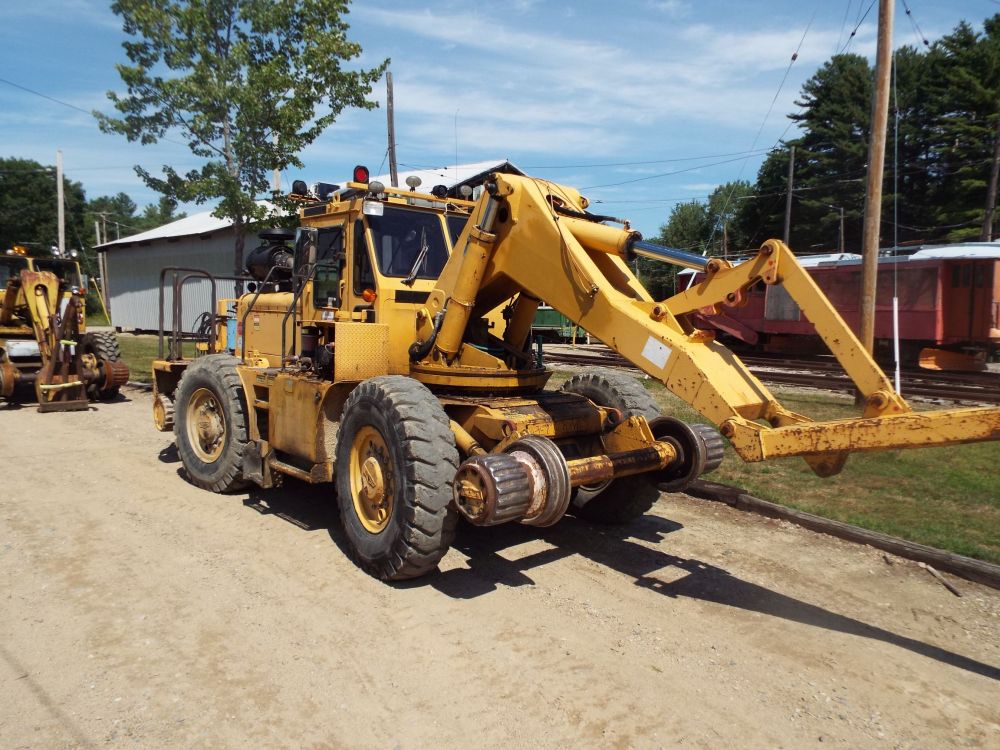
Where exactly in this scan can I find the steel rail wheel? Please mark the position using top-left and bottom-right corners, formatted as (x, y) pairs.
(173, 355), (250, 493)
(79, 331), (126, 400)
(336, 376), (458, 581)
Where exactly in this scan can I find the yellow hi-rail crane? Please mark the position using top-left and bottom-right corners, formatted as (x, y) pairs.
(151, 170), (1000, 580)
(1, 246), (128, 411)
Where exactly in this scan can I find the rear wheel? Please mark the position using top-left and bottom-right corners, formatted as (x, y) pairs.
(79, 331), (125, 400)
(336, 376), (458, 581)
(174, 355), (249, 493)
(562, 368), (663, 524)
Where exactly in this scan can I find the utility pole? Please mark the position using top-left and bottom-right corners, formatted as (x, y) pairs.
(783, 145), (795, 245)
(839, 206), (845, 253)
(386, 71), (399, 188)
(859, 0), (894, 354)
(56, 149), (65, 254)
(981, 115), (1000, 241)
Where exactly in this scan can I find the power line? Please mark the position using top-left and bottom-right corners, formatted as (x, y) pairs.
(0, 76), (95, 116)
(900, 0), (931, 48)
(839, 0), (877, 55)
(580, 152), (769, 190)
(523, 148), (772, 170)
(836, 1), (855, 55)
(0, 75), (187, 148)
(706, 3), (818, 247)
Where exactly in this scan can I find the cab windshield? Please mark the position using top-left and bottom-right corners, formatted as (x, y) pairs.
(31, 258), (83, 287)
(366, 206), (448, 280)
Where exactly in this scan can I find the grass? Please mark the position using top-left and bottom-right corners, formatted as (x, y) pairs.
(107, 347), (1000, 563)
(116, 334), (160, 383)
(631, 377), (1000, 564)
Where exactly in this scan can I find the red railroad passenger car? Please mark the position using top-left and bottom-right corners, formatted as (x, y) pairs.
(680, 243), (1000, 369)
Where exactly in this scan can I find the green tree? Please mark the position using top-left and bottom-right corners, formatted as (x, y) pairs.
(135, 197), (187, 233)
(788, 54), (872, 252)
(0, 157), (87, 256)
(98, 0), (387, 282)
(706, 180), (754, 254)
(637, 201), (707, 298)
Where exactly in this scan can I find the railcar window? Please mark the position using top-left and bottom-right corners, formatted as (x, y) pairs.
(952, 266), (960, 287)
(366, 206), (448, 279)
(974, 264), (987, 288)
(962, 264), (972, 287)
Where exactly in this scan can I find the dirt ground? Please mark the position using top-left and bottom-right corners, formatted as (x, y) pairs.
(1, 387), (998, 749)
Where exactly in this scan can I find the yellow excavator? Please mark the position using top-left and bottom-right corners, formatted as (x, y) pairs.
(151, 168), (1000, 580)
(1, 246), (128, 411)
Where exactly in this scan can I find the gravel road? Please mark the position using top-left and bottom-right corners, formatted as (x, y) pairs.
(1, 387), (998, 749)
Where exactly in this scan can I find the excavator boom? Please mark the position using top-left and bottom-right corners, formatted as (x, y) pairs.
(415, 173), (1000, 476)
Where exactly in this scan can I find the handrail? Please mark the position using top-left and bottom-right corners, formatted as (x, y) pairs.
(157, 267), (250, 360)
(173, 272), (216, 360)
(158, 267), (216, 361)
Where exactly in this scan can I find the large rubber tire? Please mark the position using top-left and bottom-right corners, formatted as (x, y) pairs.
(561, 368), (663, 524)
(79, 331), (124, 400)
(335, 376), (459, 581)
(173, 354), (250, 493)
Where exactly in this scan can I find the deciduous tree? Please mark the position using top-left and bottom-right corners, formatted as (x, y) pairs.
(98, 0), (387, 283)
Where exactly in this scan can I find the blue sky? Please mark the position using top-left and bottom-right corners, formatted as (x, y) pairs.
(2, 0), (998, 239)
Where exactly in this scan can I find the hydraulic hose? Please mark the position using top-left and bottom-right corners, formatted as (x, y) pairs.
(408, 310), (445, 361)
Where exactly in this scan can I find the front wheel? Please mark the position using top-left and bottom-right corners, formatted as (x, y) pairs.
(173, 355), (250, 493)
(335, 376), (458, 581)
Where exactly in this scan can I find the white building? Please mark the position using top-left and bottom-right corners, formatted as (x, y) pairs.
(97, 160), (521, 331)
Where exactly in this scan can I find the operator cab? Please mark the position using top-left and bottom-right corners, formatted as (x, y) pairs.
(2, 247), (84, 291)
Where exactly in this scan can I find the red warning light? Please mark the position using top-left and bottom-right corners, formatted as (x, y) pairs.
(353, 165), (369, 183)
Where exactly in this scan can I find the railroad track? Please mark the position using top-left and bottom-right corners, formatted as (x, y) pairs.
(541, 346), (1000, 405)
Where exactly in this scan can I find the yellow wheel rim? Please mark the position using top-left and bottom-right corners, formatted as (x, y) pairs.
(350, 425), (395, 533)
(186, 387), (226, 462)
(153, 397), (167, 430)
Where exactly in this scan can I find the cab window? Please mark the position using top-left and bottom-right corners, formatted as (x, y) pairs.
(353, 219), (375, 295)
(32, 258), (82, 287)
(0, 256), (27, 286)
(446, 214), (470, 247)
(312, 225), (344, 309)
(366, 206), (448, 280)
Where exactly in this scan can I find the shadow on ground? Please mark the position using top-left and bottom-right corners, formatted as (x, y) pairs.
(226, 478), (1000, 681)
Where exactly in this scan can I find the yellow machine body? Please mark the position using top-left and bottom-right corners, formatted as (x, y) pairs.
(1, 249), (127, 411)
(151, 172), (1000, 580)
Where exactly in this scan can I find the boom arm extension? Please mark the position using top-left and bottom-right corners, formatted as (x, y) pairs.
(420, 173), (1000, 476)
